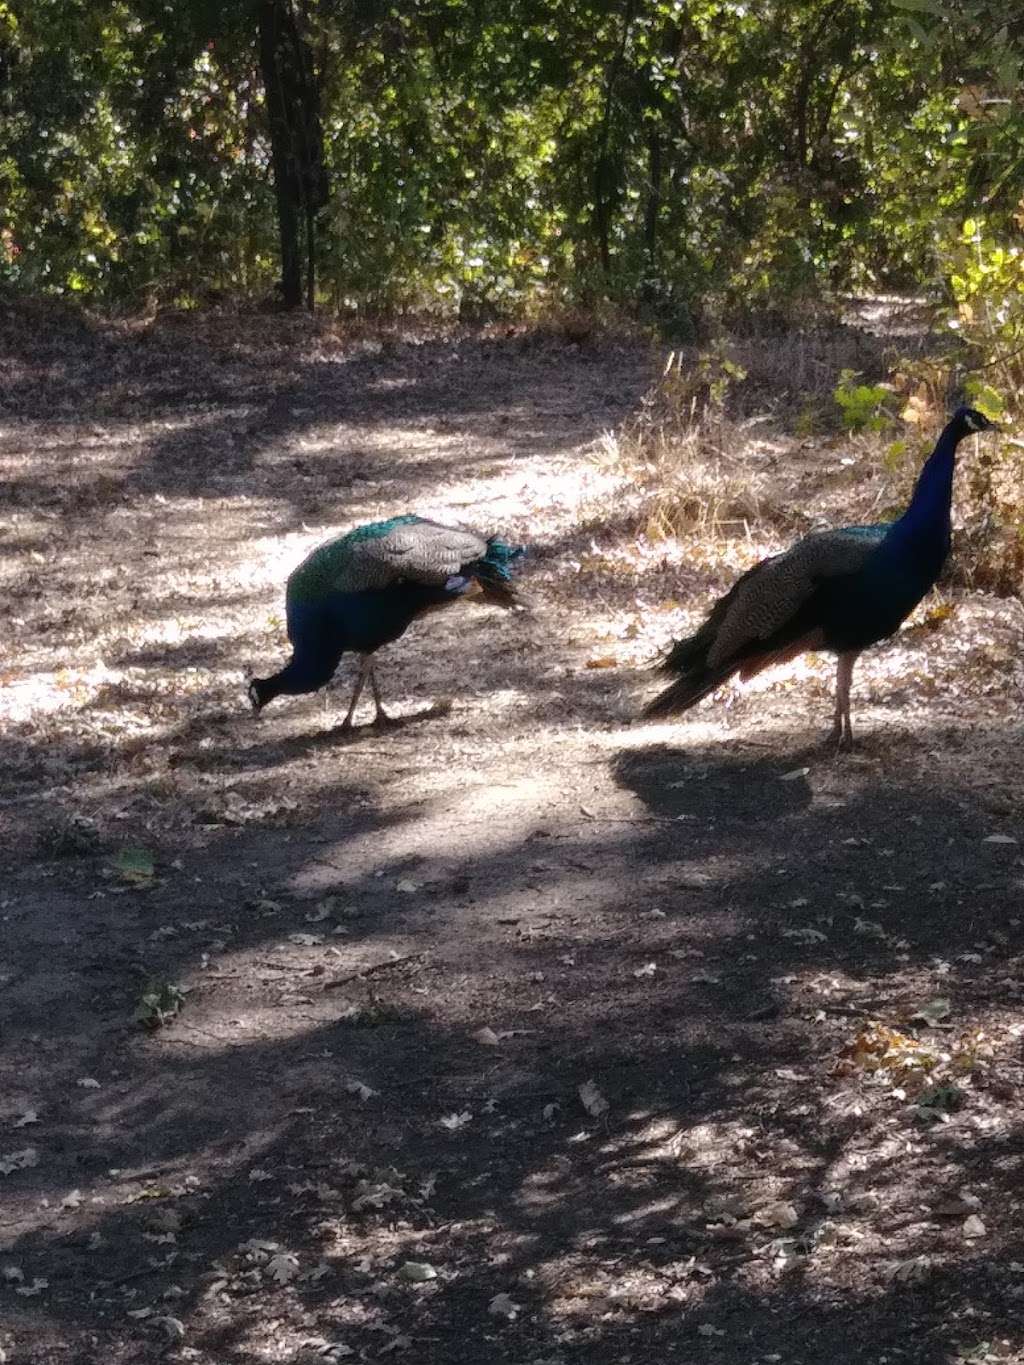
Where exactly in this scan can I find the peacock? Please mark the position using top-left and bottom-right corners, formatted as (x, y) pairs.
(643, 405), (998, 749)
(249, 514), (525, 728)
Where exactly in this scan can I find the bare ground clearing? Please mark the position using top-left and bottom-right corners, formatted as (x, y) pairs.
(2, 309), (1024, 1365)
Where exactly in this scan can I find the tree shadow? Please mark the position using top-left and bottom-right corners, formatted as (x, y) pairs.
(4, 723), (1024, 1361)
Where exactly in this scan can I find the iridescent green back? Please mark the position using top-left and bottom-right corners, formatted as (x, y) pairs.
(286, 515), (493, 604)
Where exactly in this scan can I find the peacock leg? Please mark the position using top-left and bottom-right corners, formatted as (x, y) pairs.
(366, 660), (395, 727)
(338, 658), (368, 731)
(830, 651), (858, 752)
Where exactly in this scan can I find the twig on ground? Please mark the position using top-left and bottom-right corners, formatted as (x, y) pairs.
(322, 952), (425, 990)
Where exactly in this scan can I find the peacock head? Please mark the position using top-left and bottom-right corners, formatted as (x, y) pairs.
(951, 405), (999, 437)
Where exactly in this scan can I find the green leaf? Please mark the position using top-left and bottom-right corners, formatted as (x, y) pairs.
(113, 846), (155, 883)
(134, 981), (185, 1030)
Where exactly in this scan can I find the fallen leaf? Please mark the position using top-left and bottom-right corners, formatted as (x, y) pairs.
(963, 1214), (986, 1239)
(113, 846), (155, 883)
(146, 1208), (183, 1234)
(134, 981), (185, 1030)
(782, 927), (828, 943)
(932, 1195), (981, 1217)
(344, 1079), (379, 1102)
(488, 1291), (521, 1319)
(399, 1261), (437, 1283)
(853, 917), (886, 938)
(152, 1316), (185, 1342)
(780, 767), (809, 782)
(266, 1252), (301, 1284)
(439, 1111), (472, 1132)
(753, 1201), (800, 1229)
(0, 1147), (39, 1176)
(15, 1278), (48, 1297)
(910, 997), (952, 1027)
(892, 1256), (930, 1283)
(579, 1079), (609, 1118)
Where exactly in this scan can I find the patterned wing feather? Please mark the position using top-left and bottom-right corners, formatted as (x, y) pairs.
(706, 527), (883, 669)
(356, 518), (490, 587)
(288, 516), (491, 600)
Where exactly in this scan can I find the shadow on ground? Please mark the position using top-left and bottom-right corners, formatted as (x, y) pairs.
(4, 725), (1024, 1364)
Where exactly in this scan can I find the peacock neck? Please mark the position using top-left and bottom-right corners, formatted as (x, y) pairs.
(885, 421), (963, 552)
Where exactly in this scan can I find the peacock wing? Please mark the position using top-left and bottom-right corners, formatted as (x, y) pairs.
(336, 517), (489, 590)
(706, 527), (885, 669)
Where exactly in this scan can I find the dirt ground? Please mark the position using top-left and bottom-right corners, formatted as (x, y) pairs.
(3, 305), (1024, 1365)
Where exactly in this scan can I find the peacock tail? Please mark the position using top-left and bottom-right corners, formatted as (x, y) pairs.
(646, 525), (888, 714)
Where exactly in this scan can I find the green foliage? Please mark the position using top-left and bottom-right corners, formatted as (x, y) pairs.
(883, 438), (910, 473)
(834, 370), (892, 432)
(962, 378), (1007, 422)
(947, 218), (1024, 399)
(0, 0), (1021, 334)
(134, 980), (186, 1030)
(652, 345), (749, 428)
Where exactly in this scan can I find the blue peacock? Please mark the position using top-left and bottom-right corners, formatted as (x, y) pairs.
(644, 405), (998, 748)
(249, 514), (525, 728)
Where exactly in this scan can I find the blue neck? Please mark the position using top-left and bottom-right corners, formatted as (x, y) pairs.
(885, 420), (963, 550)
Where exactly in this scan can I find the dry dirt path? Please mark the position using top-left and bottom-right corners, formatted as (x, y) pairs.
(2, 313), (1024, 1365)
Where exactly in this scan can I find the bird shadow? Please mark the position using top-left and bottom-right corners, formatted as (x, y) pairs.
(328, 698), (456, 742)
(615, 742), (816, 822)
(240, 698), (456, 762)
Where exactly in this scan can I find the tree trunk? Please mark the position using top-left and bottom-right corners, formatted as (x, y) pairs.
(593, 0), (637, 279)
(643, 127), (662, 267)
(257, 0), (328, 311)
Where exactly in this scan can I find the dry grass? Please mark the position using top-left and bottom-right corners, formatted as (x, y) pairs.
(592, 319), (1024, 603)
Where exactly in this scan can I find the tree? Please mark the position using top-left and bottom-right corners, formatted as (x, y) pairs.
(257, 0), (327, 309)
